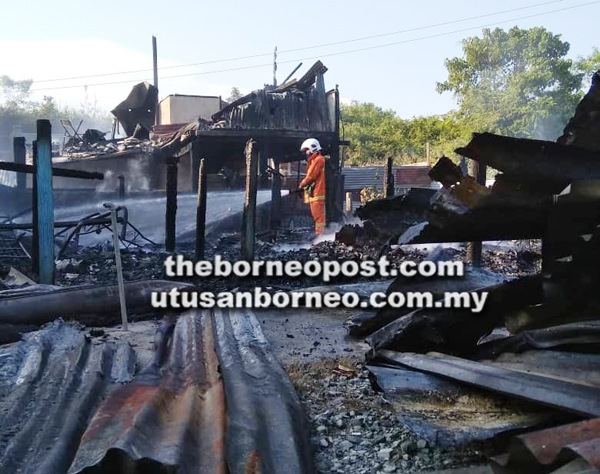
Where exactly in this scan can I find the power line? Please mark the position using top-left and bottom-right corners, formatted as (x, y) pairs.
(32, 0), (571, 84)
(30, 0), (600, 92)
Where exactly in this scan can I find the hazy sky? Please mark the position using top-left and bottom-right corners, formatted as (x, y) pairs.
(2, 0), (599, 119)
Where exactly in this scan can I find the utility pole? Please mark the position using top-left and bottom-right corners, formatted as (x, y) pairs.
(153, 35), (159, 126)
(273, 46), (277, 87)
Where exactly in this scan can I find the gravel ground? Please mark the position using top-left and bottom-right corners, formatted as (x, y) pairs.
(287, 358), (496, 474)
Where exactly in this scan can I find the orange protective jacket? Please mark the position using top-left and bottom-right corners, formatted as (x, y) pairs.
(300, 152), (326, 203)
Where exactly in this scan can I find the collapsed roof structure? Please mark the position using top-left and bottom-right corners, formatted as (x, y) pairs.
(350, 71), (600, 473)
(54, 61), (343, 213)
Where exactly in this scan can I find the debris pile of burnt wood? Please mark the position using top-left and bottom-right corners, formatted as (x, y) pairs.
(351, 72), (600, 473)
(336, 187), (435, 247)
(63, 136), (155, 159)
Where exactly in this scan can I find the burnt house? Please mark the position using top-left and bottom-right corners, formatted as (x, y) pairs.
(156, 60), (344, 222)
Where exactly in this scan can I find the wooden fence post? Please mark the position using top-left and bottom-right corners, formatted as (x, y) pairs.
(36, 120), (55, 284)
(165, 157), (178, 252)
(241, 140), (258, 261)
(383, 156), (395, 198)
(195, 157), (208, 261)
(466, 160), (487, 267)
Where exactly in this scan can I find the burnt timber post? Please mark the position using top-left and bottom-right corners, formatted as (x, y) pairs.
(326, 85), (341, 225)
(466, 160), (487, 267)
(36, 120), (55, 285)
(153, 35), (159, 126)
(241, 140), (258, 261)
(383, 156), (395, 198)
(195, 157), (208, 261)
(270, 159), (282, 232)
(118, 175), (125, 199)
(31, 141), (39, 276)
(165, 156), (178, 252)
(13, 137), (26, 190)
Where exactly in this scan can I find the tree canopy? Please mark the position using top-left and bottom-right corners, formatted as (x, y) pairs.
(226, 87), (243, 103)
(0, 77), (112, 155)
(342, 26), (600, 166)
(436, 26), (583, 139)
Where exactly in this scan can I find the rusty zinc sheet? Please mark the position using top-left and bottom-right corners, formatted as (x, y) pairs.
(491, 417), (600, 473)
(0, 309), (314, 474)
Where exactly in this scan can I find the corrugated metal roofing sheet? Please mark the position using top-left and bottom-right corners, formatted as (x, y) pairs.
(343, 166), (432, 191)
(0, 308), (314, 474)
(343, 167), (385, 191)
(492, 418), (600, 473)
(377, 351), (600, 417)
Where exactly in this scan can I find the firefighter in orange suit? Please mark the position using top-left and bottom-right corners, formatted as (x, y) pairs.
(299, 138), (326, 235)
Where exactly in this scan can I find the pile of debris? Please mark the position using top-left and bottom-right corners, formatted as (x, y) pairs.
(59, 60), (333, 164)
(336, 188), (435, 247)
(62, 136), (155, 160)
(350, 72), (600, 474)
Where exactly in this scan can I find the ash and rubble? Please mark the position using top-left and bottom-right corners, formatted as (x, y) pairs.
(61, 136), (156, 159)
(7, 230), (539, 291)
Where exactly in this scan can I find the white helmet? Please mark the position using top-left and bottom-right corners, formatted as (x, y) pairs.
(300, 138), (321, 154)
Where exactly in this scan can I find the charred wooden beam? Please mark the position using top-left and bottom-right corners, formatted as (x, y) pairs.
(295, 60), (328, 90)
(195, 157), (208, 261)
(211, 92), (258, 122)
(466, 160), (487, 267)
(0, 161), (104, 180)
(368, 275), (544, 356)
(456, 132), (600, 181)
(399, 211), (547, 245)
(492, 173), (567, 196)
(241, 140), (258, 261)
(383, 156), (395, 198)
(118, 175), (125, 199)
(348, 265), (504, 338)
(429, 156), (463, 187)
(165, 157), (178, 252)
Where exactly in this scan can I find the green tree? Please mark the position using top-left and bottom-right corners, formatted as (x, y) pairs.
(0, 76), (111, 154)
(340, 102), (470, 165)
(437, 26), (583, 139)
(575, 47), (600, 90)
(0, 75), (33, 108)
(341, 102), (403, 164)
(227, 87), (243, 103)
